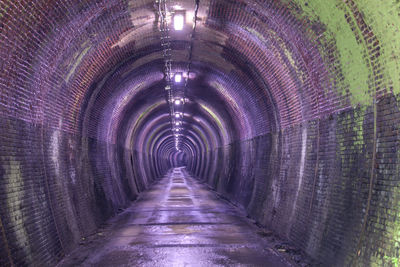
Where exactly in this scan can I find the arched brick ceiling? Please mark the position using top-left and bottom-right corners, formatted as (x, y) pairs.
(0, 0), (310, 159)
(2, 0), (400, 266)
(3, 0), (394, 162)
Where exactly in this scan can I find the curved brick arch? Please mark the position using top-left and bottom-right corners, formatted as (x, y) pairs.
(1, 0), (400, 266)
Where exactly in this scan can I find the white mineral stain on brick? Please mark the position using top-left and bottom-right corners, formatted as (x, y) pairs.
(3, 156), (33, 262)
(51, 129), (61, 178)
(68, 138), (76, 185)
(290, 126), (307, 223)
(65, 45), (91, 83)
(50, 125), (80, 244)
(299, 127), (307, 183)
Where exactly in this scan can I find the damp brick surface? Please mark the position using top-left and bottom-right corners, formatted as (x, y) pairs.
(1, 0), (400, 266)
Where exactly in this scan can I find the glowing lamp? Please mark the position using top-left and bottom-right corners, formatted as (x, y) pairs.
(174, 73), (182, 83)
(174, 14), (184, 30)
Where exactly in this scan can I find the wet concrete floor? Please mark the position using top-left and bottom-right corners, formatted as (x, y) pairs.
(58, 168), (293, 266)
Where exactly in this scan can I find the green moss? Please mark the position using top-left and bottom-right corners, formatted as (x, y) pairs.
(0, 3), (10, 19)
(366, 113), (400, 266)
(244, 27), (267, 44)
(2, 156), (33, 262)
(245, 26), (306, 84)
(283, 0), (372, 105)
(146, 129), (158, 153)
(193, 125), (209, 152)
(336, 108), (365, 166)
(353, 107), (365, 148)
(134, 103), (160, 129)
(131, 102), (160, 151)
(200, 104), (224, 131)
(383, 256), (400, 267)
(357, 0), (400, 96)
(369, 188), (400, 266)
(200, 103), (229, 144)
(65, 43), (91, 82)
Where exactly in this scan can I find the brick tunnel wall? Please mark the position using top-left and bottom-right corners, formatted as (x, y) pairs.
(0, 1), (171, 266)
(183, 1), (400, 266)
(0, 115), (169, 266)
(189, 101), (400, 266)
(1, 0), (400, 266)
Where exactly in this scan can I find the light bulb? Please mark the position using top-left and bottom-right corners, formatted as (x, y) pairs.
(174, 73), (182, 83)
(174, 14), (184, 30)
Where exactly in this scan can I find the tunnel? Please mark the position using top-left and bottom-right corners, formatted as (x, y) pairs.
(1, 0), (400, 266)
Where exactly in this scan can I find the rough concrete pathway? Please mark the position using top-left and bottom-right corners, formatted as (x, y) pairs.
(58, 167), (292, 266)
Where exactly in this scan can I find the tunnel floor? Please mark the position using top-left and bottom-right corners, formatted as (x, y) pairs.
(58, 168), (293, 266)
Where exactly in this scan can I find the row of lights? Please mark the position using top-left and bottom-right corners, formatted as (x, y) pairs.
(159, 0), (199, 151)
(176, 0), (199, 151)
(158, 1), (186, 151)
(171, 10), (188, 151)
(173, 73), (184, 151)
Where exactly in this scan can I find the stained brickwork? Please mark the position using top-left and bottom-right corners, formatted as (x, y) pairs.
(191, 101), (400, 266)
(1, 0), (400, 266)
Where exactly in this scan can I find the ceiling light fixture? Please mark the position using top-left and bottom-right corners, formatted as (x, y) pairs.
(174, 73), (182, 83)
(173, 14), (184, 31)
